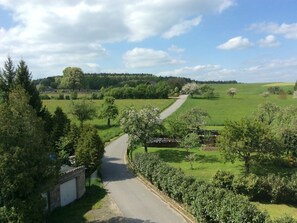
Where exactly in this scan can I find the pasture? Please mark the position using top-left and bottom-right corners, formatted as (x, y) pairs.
(43, 98), (175, 142)
(168, 83), (296, 129)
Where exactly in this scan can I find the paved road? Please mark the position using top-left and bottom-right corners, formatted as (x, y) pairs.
(101, 95), (188, 223)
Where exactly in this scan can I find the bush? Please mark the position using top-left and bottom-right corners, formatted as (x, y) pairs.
(57, 93), (64, 100)
(232, 174), (271, 202)
(71, 91), (78, 100)
(212, 170), (234, 190)
(65, 95), (70, 100)
(40, 94), (50, 100)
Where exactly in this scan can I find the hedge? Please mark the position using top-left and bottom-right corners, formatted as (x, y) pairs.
(133, 153), (269, 223)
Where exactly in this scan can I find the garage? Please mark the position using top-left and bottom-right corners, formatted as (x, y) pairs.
(60, 178), (77, 207)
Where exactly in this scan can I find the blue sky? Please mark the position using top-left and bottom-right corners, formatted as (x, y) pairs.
(0, 0), (296, 82)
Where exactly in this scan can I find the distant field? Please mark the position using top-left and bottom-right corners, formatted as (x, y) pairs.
(262, 82), (294, 87)
(168, 83), (296, 129)
(43, 99), (175, 142)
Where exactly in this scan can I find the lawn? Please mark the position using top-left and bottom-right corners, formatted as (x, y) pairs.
(43, 98), (175, 142)
(47, 178), (107, 223)
(133, 147), (297, 219)
(167, 83), (296, 129)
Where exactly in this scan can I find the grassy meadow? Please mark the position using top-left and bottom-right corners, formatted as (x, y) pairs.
(132, 82), (297, 220)
(43, 98), (175, 142)
(168, 83), (296, 129)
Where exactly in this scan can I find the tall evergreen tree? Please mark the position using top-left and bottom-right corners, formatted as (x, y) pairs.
(15, 60), (43, 116)
(0, 87), (58, 223)
(0, 57), (16, 101)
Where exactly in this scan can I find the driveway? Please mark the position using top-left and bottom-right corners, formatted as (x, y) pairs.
(101, 95), (188, 223)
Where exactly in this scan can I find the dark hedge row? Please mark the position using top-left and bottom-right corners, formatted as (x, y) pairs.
(133, 153), (269, 223)
(212, 170), (297, 205)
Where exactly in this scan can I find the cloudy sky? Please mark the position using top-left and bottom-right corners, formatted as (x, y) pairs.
(0, 0), (297, 82)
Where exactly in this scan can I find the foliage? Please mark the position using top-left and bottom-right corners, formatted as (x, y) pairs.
(180, 108), (209, 133)
(0, 88), (58, 223)
(99, 96), (119, 127)
(56, 124), (81, 164)
(51, 106), (71, 148)
(43, 98), (174, 143)
(227, 87), (237, 98)
(61, 67), (84, 90)
(133, 153), (269, 223)
(70, 99), (97, 126)
(75, 125), (104, 178)
(254, 102), (281, 125)
(181, 82), (200, 96)
(218, 118), (280, 174)
(120, 106), (161, 152)
(0, 57), (16, 101)
(213, 170), (297, 205)
(212, 170), (234, 190)
(180, 133), (200, 169)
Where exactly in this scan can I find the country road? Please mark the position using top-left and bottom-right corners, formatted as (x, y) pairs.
(101, 95), (188, 223)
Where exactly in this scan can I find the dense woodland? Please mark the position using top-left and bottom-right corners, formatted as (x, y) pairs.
(34, 68), (237, 99)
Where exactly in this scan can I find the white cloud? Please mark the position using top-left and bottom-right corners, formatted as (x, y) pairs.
(123, 48), (184, 68)
(168, 45), (185, 53)
(162, 16), (202, 39)
(258, 35), (280, 47)
(250, 22), (297, 39)
(217, 36), (253, 50)
(0, 0), (234, 77)
(158, 64), (236, 80)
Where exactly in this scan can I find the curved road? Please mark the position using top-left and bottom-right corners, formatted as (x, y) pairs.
(101, 95), (188, 223)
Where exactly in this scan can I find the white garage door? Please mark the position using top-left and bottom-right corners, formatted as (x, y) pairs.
(60, 178), (77, 207)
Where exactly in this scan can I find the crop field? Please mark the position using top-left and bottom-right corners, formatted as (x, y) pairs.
(168, 83), (296, 129)
(43, 98), (175, 142)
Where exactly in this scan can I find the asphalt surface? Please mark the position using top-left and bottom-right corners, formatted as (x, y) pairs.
(101, 95), (188, 223)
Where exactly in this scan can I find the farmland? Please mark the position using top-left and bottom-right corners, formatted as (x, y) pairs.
(43, 98), (175, 142)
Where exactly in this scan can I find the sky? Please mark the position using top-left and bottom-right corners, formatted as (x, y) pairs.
(0, 0), (297, 83)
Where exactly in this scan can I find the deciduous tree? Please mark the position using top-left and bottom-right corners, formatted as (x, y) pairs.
(61, 67), (84, 91)
(99, 96), (118, 127)
(218, 118), (280, 174)
(70, 99), (97, 126)
(120, 106), (161, 153)
(227, 87), (237, 98)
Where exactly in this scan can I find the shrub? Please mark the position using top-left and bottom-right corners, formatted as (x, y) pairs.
(40, 94), (50, 100)
(65, 95), (70, 100)
(212, 170), (234, 190)
(57, 93), (64, 100)
(71, 91), (78, 100)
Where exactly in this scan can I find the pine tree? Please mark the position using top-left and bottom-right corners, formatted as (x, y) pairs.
(0, 56), (16, 101)
(0, 87), (58, 223)
(15, 60), (43, 116)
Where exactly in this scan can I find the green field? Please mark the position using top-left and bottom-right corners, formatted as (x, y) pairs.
(168, 83), (296, 129)
(43, 98), (175, 142)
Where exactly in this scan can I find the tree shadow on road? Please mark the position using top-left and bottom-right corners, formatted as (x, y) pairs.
(101, 157), (135, 182)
